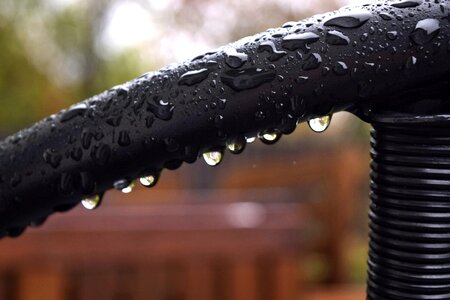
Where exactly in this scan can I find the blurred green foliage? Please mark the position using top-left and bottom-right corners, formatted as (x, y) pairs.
(0, 0), (147, 134)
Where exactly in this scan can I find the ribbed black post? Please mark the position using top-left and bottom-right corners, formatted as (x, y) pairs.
(367, 116), (450, 300)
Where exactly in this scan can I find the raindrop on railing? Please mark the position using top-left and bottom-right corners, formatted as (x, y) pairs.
(227, 138), (246, 155)
(203, 150), (224, 166)
(227, 142), (246, 154)
(308, 115), (332, 133)
(246, 136), (256, 143)
(410, 18), (440, 45)
(391, 0), (422, 9)
(140, 174), (159, 188)
(259, 131), (281, 145)
(114, 179), (135, 193)
(82, 194), (103, 210)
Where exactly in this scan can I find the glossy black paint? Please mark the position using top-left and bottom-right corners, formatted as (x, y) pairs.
(0, 0), (449, 240)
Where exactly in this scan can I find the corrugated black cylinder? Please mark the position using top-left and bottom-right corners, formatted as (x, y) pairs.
(367, 116), (450, 300)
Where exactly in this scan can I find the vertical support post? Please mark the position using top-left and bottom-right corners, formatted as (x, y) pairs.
(367, 116), (450, 299)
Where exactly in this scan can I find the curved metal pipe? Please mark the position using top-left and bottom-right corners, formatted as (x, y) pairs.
(0, 0), (449, 235)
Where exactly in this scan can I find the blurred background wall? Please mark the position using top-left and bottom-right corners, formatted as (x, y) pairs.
(0, 0), (371, 299)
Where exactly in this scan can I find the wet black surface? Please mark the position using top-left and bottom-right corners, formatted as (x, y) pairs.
(0, 0), (449, 238)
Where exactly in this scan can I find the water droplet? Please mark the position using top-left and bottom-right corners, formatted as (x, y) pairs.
(302, 53), (322, 71)
(379, 13), (393, 21)
(148, 102), (174, 121)
(221, 68), (276, 91)
(308, 115), (332, 133)
(257, 41), (287, 61)
(279, 114), (297, 135)
(115, 87), (129, 101)
(118, 131), (131, 147)
(82, 194), (103, 210)
(326, 30), (350, 46)
(295, 76), (309, 84)
(184, 145), (199, 164)
(43, 148), (62, 168)
(227, 137), (246, 154)
(122, 181), (135, 194)
(106, 115), (122, 127)
(224, 48), (248, 68)
(81, 129), (93, 149)
(324, 9), (372, 28)
(60, 103), (87, 123)
(360, 33), (369, 42)
(90, 143), (111, 166)
(164, 159), (183, 170)
(404, 56), (418, 75)
(281, 32), (320, 52)
(282, 21), (296, 28)
(259, 131), (281, 145)
(333, 61), (349, 76)
(178, 68), (210, 86)
(70, 147), (83, 161)
(387, 31), (398, 40)
(80, 171), (95, 194)
(203, 150), (224, 166)
(164, 137), (180, 153)
(140, 173), (159, 188)
(246, 136), (256, 143)
(391, 0), (422, 8)
(145, 115), (155, 128)
(410, 18), (440, 45)
(59, 172), (74, 194)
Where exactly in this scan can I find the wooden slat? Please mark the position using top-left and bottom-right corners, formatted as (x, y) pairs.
(184, 261), (213, 300)
(0, 273), (6, 300)
(77, 268), (117, 300)
(274, 257), (299, 300)
(230, 259), (257, 300)
(134, 264), (168, 300)
(305, 285), (365, 300)
(17, 267), (65, 300)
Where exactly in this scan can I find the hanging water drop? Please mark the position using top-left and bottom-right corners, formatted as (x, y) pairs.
(121, 181), (135, 194)
(259, 131), (281, 145)
(308, 115), (332, 133)
(246, 136), (256, 143)
(203, 150), (224, 166)
(140, 174), (159, 188)
(113, 179), (135, 193)
(81, 194), (103, 210)
(227, 137), (246, 154)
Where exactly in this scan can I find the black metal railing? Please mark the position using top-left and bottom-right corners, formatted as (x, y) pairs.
(0, 0), (449, 299)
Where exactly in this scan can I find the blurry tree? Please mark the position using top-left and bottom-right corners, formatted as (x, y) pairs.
(0, 0), (146, 134)
(0, 0), (349, 136)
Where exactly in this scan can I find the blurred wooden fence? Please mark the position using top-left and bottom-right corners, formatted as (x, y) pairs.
(0, 148), (368, 300)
